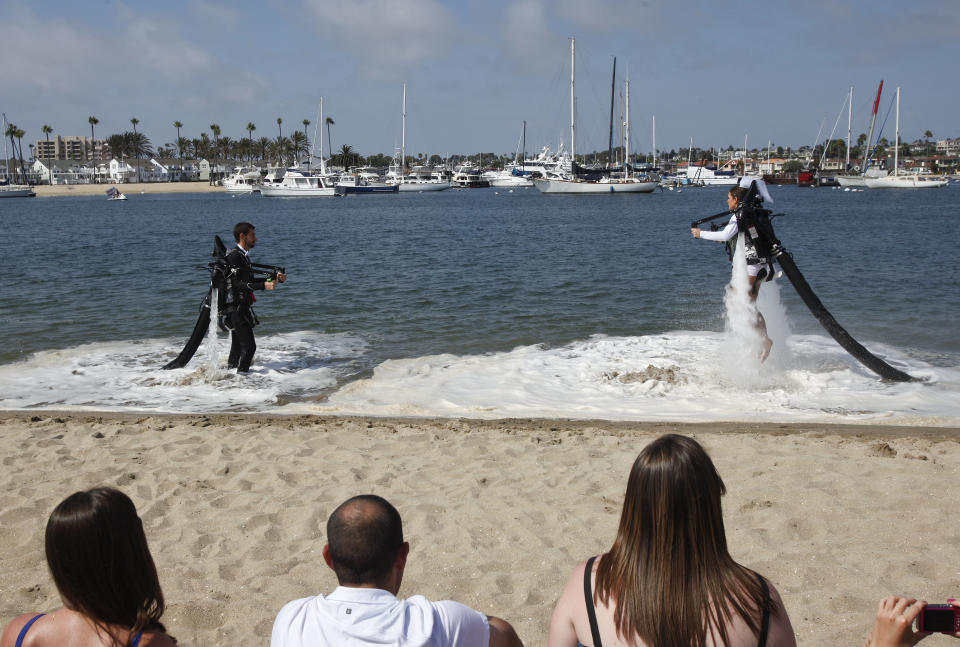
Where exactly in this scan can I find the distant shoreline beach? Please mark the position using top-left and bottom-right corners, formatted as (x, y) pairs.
(1, 411), (958, 646)
(32, 181), (225, 197)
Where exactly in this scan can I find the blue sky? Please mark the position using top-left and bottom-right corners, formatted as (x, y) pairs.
(2, 0), (957, 159)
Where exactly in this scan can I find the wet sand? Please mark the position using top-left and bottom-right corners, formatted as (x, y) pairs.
(1, 412), (957, 646)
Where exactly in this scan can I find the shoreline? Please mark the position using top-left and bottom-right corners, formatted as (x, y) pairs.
(2, 410), (958, 646)
(31, 181), (226, 196)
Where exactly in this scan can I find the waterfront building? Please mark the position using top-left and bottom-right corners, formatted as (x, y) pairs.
(34, 135), (110, 161)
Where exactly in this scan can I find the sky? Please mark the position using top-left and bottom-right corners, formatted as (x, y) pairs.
(2, 0), (958, 160)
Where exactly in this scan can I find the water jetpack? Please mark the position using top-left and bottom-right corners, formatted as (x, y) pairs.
(162, 236), (287, 369)
(161, 236), (230, 370)
(691, 181), (916, 382)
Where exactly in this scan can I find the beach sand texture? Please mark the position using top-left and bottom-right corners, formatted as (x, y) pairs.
(1, 413), (958, 646)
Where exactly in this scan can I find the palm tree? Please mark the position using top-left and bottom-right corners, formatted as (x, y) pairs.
(42, 125), (53, 184)
(337, 144), (354, 170)
(173, 121), (183, 179)
(210, 124), (221, 180)
(257, 136), (271, 163)
(302, 119), (311, 169)
(325, 117), (334, 163)
(130, 118), (141, 182)
(290, 131), (308, 164)
(246, 122), (256, 163)
(88, 116), (99, 161)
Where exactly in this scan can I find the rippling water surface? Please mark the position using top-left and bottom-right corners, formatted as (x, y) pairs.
(1, 185), (957, 422)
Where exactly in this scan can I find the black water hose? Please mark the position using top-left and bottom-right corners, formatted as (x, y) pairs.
(771, 245), (916, 382)
(162, 291), (212, 370)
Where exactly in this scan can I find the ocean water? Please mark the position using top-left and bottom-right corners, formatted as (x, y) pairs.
(1, 184), (958, 424)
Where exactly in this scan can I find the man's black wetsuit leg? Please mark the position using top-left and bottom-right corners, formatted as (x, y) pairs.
(226, 309), (256, 372)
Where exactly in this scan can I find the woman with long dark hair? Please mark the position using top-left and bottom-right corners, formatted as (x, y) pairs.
(0, 488), (175, 647)
(548, 435), (796, 647)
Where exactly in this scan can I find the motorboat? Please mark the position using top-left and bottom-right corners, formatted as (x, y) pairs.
(336, 170), (399, 194)
(686, 163), (738, 186)
(221, 167), (262, 193)
(106, 187), (127, 200)
(259, 169), (338, 197)
(483, 168), (534, 187)
(452, 163), (490, 188)
(386, 167), (451, 191)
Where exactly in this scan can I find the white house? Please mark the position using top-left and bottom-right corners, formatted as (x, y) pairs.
(109, 158), (137, 183)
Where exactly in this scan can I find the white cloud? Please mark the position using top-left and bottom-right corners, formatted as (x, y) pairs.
(554, 0), (659, 34)
(302, 0), (457, 77)
(502, 0), (556, 74)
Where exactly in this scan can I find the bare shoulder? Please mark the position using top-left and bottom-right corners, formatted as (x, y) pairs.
(139, 631), (178, 647)
(1, 613), (43, 647)
(759, 576), (797, 647)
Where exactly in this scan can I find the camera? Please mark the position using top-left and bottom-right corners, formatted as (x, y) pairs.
(917, 604), (960, 633)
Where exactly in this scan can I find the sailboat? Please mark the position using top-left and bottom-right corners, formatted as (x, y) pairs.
(532, 39), (658, 194)
(864, 87), (947, 189)
(837, 81), (885, 188)
(385, 84), (451, 192)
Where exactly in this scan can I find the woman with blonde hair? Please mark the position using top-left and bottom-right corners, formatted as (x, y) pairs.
(549, 434), (796, 647)
(1, 487), (176, 647)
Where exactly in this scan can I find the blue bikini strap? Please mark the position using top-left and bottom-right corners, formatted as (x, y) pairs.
(130, 631), (143, 647)
(15, 614), (45, 647)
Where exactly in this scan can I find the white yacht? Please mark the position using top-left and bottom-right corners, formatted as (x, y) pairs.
(221, 167), (262, 193)
(259, 169), (338, 197)
(483, 168), (534, 187)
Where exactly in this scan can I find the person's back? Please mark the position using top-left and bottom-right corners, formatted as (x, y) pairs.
(273, 589), (492, 647)
(2, 609), (172, 647)
(550, 558), (794, 647)
(0, 488), (175, 647)
(270, 494), (522, 647)
(548, 435), (796, 647)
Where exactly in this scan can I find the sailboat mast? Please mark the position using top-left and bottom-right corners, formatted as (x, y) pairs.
(861, 80), (883, 174)
(522, 120), (526, 171)
(894, 86), (900, 177)
(319, 97), (326, 175)
(652, 115), (656, 168)
(401, 83), (406, 173)
(570, 38), (576, 168)
(1, 113), (8, 182)
(845, 86), (852, 170)
(625, 76), (630, 178)
(608, 57), (616, 169)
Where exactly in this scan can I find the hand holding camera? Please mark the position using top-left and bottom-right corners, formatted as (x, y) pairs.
(866, 597), (960, 647)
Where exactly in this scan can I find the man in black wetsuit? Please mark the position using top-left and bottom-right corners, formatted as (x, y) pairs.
(224, 222), (286, 373)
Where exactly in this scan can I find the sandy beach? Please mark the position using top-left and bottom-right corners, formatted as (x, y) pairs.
(32, 181), (225, 197)
(1, 412), (957, 646)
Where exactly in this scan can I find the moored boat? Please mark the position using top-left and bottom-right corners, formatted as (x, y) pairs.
(260, 169), (338, 197)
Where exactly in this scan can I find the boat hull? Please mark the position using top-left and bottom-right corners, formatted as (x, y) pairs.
(260, 186), (338, 197)
(532, 178), (658, 194)
(836, 176), (868, 188)
(0, 185), (36, 198)
(397, 182), (450, 192)
(338, 184), (399, 194)
(864, 175), (948, 189)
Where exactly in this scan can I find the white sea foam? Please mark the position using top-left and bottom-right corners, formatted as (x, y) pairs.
(1, 329), (957, 424)
(292, 334), (960, 425)
(0, 332), (368, 414)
